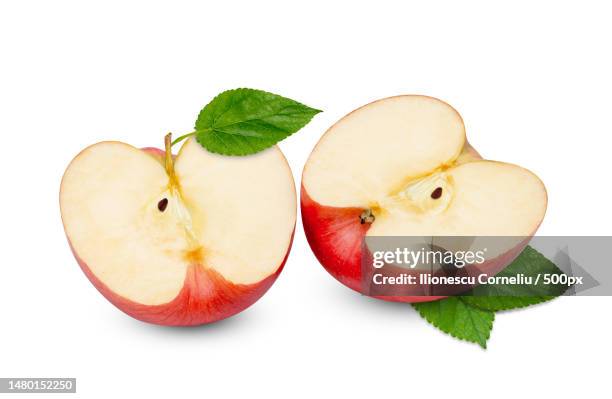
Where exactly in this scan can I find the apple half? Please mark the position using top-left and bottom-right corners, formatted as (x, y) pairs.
(60, 137), (296, 325)
(301, 95), (547, 302)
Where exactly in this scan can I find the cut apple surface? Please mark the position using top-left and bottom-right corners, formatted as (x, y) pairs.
(60, 137), (296, 325)
(301, 95), (547, 301)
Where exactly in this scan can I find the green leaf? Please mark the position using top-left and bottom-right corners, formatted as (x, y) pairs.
(412, 297), (494, 349)
(460, 246), (568, 311)
(413, 246), (568, 348)
(194, 88), (321, 155)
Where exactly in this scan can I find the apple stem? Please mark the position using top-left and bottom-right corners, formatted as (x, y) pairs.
(164, 133), (177, 186)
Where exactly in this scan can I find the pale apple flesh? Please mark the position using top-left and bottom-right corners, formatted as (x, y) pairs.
(60, 138), (296, 325)
(301, 95), (547, 302)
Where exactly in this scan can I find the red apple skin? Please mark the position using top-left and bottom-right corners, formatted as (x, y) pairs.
(62, 146), (294, 326)
(301, 185), (536, 303)
(67, 240), (291, 326)
(301, 186), (439, 303)
(141, 146), (165, 160)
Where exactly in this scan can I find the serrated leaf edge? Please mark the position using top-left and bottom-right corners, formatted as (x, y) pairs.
(412, 302), (494, 349)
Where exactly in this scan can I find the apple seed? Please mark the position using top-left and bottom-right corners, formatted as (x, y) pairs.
(431, 187), (443, 199)
(158, 198), (169, 212)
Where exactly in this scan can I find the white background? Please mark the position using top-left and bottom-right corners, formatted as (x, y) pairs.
(1, 1), (610, 398)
